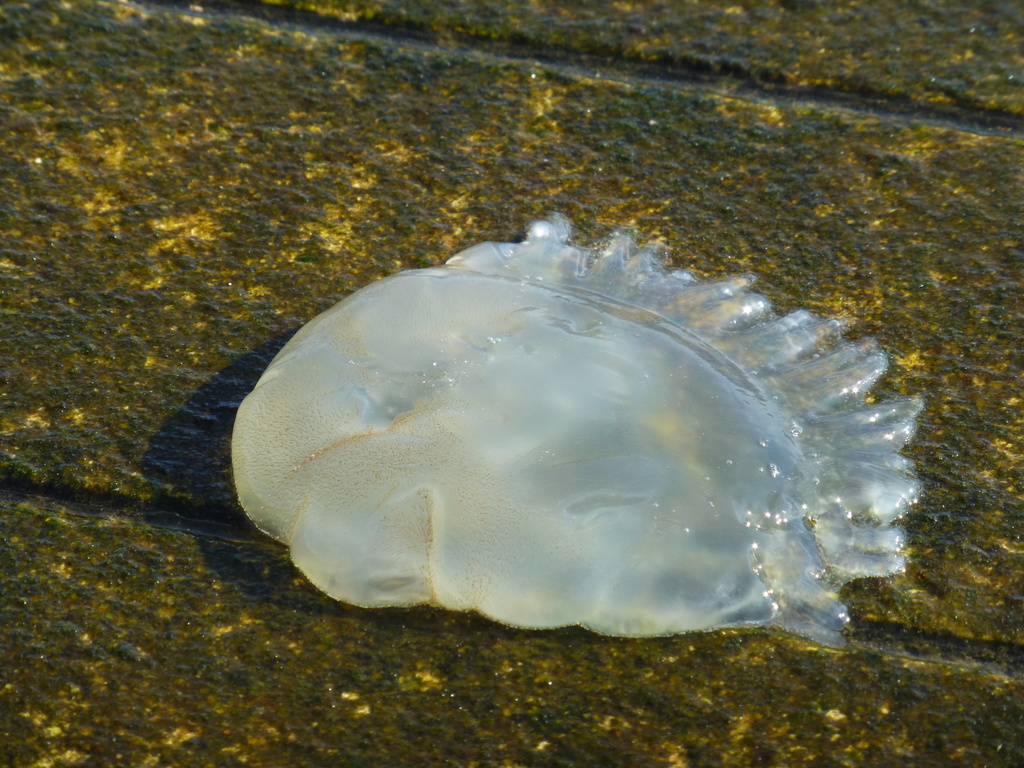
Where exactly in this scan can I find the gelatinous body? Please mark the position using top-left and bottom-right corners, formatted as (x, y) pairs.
(232, 217), (921, 643)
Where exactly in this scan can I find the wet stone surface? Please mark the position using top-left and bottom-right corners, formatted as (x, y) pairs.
(224, 0), (1024, 121)
(1, 0), (1023, 765)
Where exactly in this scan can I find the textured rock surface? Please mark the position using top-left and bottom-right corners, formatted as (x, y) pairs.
(1, 0), (1022, 764)
(240, 0), (1024, 119)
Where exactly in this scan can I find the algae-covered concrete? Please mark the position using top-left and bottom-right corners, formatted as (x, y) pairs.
(245, 0), (1024, 119)
(1, 0), (1023, 764)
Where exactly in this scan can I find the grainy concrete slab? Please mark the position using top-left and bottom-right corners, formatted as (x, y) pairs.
(235, 0), (1024, 121)
(1, 0), (1022, 765)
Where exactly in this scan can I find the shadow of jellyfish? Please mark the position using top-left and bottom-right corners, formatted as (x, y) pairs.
(143, 332), (294, 538)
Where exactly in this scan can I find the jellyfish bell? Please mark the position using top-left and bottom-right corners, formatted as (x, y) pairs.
(231, 216), (921, 644)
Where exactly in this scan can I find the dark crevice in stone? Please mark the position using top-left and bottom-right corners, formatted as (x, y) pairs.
(850, 619), (1024, 679)
(0, 485), (264, 543)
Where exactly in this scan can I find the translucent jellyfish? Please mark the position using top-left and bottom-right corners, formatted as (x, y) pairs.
(231, 216), (921, 644)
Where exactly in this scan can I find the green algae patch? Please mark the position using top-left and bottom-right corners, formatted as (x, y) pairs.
(3, 500), (1023, 767)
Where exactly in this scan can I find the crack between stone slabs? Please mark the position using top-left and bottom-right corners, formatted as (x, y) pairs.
(850, 620), (1024, 682)
(130, 0), (1024, 138)
(0, 486), (265, 544)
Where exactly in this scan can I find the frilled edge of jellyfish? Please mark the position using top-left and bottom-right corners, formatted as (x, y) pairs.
(449, 215), (922, 643)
